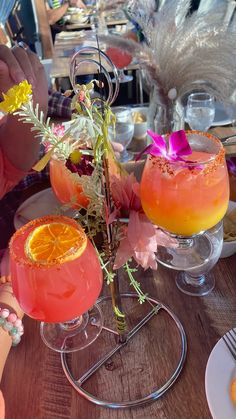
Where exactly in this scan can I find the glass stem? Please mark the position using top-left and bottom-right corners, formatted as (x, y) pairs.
(60, 313), (88, 332)
(177, 237), (194, 248)
(184, 273), (206, 287)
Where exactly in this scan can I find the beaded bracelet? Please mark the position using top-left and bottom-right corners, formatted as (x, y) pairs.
(0, 307), (24, 346)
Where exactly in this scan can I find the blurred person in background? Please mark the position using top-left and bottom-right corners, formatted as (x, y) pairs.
(46, 0), (87, 40)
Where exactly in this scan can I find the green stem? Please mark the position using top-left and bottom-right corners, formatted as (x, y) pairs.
(124, 261), (155, 309)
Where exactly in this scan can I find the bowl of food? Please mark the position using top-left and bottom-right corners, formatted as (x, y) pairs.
(221, 200), (236, 258)
(132, 107), (148, 140)
(70, 10), (89, 24)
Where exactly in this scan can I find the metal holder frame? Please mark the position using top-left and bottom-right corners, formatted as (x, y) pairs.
(61, 293), (187, 409)
(69, 46), (120, 105)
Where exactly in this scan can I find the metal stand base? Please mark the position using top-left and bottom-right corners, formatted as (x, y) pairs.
(61, 293), (187, 409)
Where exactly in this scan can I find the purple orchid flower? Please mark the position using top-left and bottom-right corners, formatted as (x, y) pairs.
(226, 157), (236, 176)
(136, 130), (192, 162)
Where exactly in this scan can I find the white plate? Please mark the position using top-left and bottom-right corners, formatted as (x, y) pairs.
(205, 329), (236, 419)
(212, 102), (236, 127)
(57, 31), (85, 40)
(14, 188), (75, 230)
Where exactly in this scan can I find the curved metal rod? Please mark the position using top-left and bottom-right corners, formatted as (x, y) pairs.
(61, 293), (187, 409)
(69, 46), (120, 105)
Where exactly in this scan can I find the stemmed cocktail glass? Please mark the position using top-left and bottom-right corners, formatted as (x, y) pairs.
(140, 131), (229, 296)
(9, 215), (103, 352)
(106, 47), (133, 83)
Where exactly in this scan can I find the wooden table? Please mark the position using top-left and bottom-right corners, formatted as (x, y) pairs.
(2, 255), (236, 419)
(211, 126), (236, 156)
(65, 9), (128, 31)
(65, 18), (128, 31)
(51, 31), (139, 79)
(2, 126), (236, 418)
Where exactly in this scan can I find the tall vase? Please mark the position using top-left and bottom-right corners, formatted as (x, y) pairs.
(148, 85), (185, 135)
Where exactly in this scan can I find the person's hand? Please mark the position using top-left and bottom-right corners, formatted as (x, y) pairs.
(0, 249), (10, 283)
(70, 0), (87, 9)
(0, 44), (48, 173)
(0, 44), (48, 116)
(111, 141), (124, 159)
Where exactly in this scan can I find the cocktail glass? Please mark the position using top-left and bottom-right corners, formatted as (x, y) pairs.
(50, 155), (89, 210)
(140, 131), (229, 295)
(9, 215), (103, 352)
(106, 47), (133, 84)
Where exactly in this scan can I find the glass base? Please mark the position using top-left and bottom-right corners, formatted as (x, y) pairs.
(112, 74), (133, 84)
(176, 272), (215, 296)
(156, 233), (213, 271)
(119, 150), (134, 163)
(61, 293), (187, 408)
(40, 304), (103, 353)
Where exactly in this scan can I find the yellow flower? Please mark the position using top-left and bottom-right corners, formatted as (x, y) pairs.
(0, 80), (32, 113)
(69, 150), (82, 164)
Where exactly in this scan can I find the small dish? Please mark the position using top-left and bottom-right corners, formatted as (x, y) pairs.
(221, 200), (236, 258)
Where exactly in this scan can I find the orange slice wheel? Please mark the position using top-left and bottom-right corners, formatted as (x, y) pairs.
(25, 222), (87, 264)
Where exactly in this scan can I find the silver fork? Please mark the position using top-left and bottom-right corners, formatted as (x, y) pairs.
(220, 135), (236, 147)
(223, 329), (236, 361)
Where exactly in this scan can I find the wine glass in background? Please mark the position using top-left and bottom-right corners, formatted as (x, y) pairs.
(109, 107), (134, 162)
(106, 47), (133, 83)
(9, 215), (103, 352)
(186, 92), (215, 131)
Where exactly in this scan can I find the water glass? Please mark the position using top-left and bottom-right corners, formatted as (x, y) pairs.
(186, 92), (215, 131)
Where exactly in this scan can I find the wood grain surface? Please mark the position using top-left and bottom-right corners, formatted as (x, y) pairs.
(2, 256), (236, 419)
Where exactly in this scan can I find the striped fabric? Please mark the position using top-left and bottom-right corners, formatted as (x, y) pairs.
(47, 0), (63, 8)
(48, 0), (66, 25)
(52, 0), (62, 8)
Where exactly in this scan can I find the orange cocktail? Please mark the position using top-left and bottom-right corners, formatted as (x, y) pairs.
(10, 215), (103, 323)
(140, 131), (229, 236)
(50, 156), (89, 209)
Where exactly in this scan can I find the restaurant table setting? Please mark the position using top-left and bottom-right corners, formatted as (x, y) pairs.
(64, 7), (128, 31)
(2, 0), (236, 417)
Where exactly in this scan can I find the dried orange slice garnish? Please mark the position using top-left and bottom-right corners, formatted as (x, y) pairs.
(25, 222), (87, 264)
(230, 378), (236, 404)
